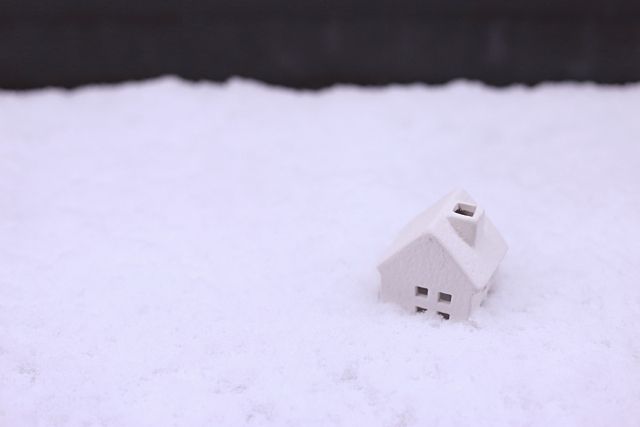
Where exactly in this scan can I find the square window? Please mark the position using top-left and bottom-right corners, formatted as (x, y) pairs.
(416, 286), (429, 296)
(437, 311), (450, 320)
(416, 306), (427, 313)
(438, 292), (452, 303)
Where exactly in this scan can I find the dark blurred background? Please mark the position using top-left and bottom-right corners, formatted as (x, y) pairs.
(2, 0), (640, 89)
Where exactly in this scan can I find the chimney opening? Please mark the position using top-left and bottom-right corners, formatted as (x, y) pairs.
(454, 202), (476, 217)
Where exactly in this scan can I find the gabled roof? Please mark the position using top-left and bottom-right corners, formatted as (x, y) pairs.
(379, 189), (507, 290)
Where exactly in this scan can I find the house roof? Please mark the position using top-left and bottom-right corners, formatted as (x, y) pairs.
(379, 189), (507, 290)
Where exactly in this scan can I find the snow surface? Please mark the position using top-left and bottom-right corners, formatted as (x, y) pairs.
(1, 77), (639, 426)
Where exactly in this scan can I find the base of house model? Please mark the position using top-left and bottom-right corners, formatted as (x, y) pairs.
(378, 189), (507, 321)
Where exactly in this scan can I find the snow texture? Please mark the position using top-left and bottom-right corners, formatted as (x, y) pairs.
(1, 77), (639, 426)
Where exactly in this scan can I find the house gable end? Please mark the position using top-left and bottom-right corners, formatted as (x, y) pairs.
(378, 233), (475, 313)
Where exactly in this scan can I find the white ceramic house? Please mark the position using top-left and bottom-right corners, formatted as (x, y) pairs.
(378, 189), (507, 321)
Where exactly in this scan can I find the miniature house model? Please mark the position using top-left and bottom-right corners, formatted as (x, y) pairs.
(378, 190), (507, 321)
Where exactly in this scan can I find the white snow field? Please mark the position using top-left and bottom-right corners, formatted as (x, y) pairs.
(1, 78), (639, 426)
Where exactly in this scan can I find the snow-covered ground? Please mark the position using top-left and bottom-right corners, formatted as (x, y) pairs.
(1, 78), (639, 426)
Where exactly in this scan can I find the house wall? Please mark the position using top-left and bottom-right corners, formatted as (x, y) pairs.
(470, 270), (499, 313)
(379, 235), (474, 320)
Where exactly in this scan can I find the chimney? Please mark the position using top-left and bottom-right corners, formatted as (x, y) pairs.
(448, 202), (485, 246)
